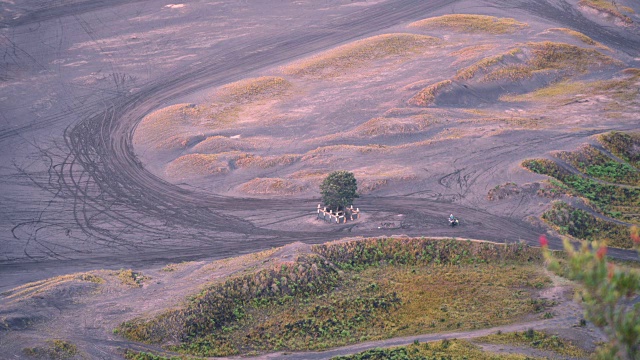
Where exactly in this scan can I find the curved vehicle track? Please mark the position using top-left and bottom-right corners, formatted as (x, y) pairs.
(1, 0), (640, 289)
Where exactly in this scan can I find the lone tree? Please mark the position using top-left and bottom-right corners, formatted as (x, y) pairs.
(320, 170), (358, 212)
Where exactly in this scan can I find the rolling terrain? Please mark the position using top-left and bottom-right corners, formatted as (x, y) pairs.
(1, 0), (640, 358)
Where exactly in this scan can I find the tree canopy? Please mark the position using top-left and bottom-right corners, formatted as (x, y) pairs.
(320, 171), (358, 211)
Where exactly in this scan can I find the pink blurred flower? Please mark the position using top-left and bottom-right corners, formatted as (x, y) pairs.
(539, 235), (548, 248)
(596, 246), (607, 261)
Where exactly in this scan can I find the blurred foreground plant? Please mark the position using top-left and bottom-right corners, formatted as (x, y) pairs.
(539, 226), (640, 359)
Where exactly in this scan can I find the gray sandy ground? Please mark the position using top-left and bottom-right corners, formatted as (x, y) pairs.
(1, 0), (639, 358)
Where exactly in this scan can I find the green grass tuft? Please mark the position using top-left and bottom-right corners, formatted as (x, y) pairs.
(542, 202), (633, 249)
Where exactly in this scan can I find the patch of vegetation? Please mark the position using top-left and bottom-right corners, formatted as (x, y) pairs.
(161, 263), (190, 272)
(23, 339), (78, 359)
(2, 272), (103, 302)
(134, 77), (291, 152)
(353, 115), (438, 136)
(116, 269), (148, 287)
(457, 42), (617, 83)
(133, 104), (207, 150)
(118, 238), (552, 357)
(545, 28), (607, 48)
(282, 34), (439, 77)
(487, 182), (520, 201)
(408, 80), (452, 106)
(449, 44), (498, 65)
(302, 144), (388, 159)
(579, 0), (634, 24)
(321, 170), (358, 211)
(233, 153), (300, 169)
(556, 145), (640, 186)
(483, 64), (534, 82)
(409, 14), (528, 34)
(216, 76), (291, 104)
(332, 339), (539, 360)
(541, 228), (640, 360)
(123, 350), (197, 360)
(476, 329), (589, 358)
(190, 135), (254, 153)
(351, 166), (417, 195)
(522, 158), (640, 224)
(502, 80), (597, 102)
(165, 154), (229, 179)
(522, 158), (568, 179)
(239, 177), (306, 195)
(503, 68), (638, 103)
(542, 202), (633, 249)
(528, 41), (615, 73)
(599, 131), (640, 168)
(455, 48), (522, 81)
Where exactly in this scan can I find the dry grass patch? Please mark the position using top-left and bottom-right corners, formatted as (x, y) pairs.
(527, 41), (618, 72)
(502, 69), (639, 103)
(135, 77), (291, 152)
(289, 169), (328, 180)
(205, 76), (292, 125)
(190, 135), (254, 153)
(408, 80), (452, 106)
(409, 14), (528, 34)
(476, 329), (589, 358)
(282, 34), (439, 77)
(544, 27), (610, 50)
(449, 44), (499, 66)
(2, 273), (103, 303)
(239, 178), (306, 195)
(456, 42), (617, 83)
(233, 153), (300, 169)
(579, 0), (634, 24)
(455, 48), (523, 81)
(215, 76), (292, 104)
(134, 104), (207, 150)
(115, 269), (149, 288)
(23, 339), (79, 360)
(501, 80), (595, 102)
(353, 114), (438, 135)
(354, 166), (418, 194)
(394, 129), (472, 150)
(302, 144), (388, 159)
(165, 154), (229, 179)
(468, 116), (545, 129)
